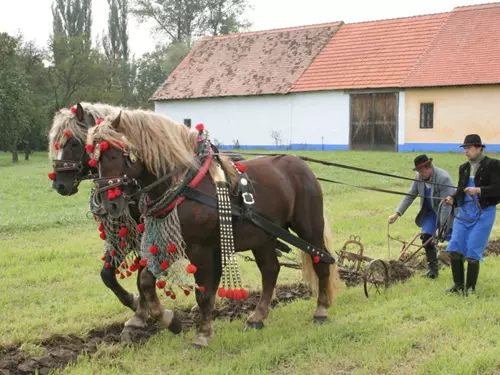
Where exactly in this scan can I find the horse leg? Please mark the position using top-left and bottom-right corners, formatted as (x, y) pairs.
(138, 268), (182, 334)
(191, 246), (221, 348)
(292, 215), (340, 323)
(123, 267), (149, 329)
(190, 248), (221, 315)
(246, 240), (280, 330)
(100, 263), (138, 311)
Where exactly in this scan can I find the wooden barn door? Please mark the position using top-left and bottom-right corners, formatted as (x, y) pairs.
(350, 93), (398, 151)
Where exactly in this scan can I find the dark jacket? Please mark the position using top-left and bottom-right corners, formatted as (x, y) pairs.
(453, 156), (500, 208)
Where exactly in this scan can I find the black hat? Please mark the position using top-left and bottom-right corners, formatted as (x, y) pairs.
(413, 154), (433, 171)
(460, 134), (485, 148)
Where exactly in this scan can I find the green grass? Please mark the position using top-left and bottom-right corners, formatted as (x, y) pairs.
(2, 151), (500, 375)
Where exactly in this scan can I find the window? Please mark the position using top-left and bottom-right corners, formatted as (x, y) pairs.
(420, 103), (434, 129)
(183, 118), (192, 128)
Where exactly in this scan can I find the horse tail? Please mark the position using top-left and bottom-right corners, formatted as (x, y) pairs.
(300, 215), (341, 307)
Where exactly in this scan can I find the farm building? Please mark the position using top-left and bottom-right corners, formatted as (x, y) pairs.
(152, 3), (500, 152)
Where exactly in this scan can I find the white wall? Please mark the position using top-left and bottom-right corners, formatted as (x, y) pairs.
(154, 91), (350, 149)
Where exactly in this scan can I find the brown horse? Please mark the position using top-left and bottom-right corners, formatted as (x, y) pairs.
(48, 103), (146, 319)
(88, 109), (340, 348)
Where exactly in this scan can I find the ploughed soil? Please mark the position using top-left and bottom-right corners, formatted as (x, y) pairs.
(0, 284), (311, 375)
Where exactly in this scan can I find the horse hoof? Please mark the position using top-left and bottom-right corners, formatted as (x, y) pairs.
(245, 321), (264, 331)
(167, 314), (182, 335)
(190, 343), (204, 350)
(313, 316), (327, 325)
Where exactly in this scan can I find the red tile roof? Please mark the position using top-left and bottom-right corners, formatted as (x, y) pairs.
(151, 22), (342, 100)
(403, 3), (500, 87)
(291, 13), (449, 92)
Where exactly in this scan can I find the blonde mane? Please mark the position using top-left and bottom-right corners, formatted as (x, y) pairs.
(48, 102), (121, 159)
(88, 109), (238, 186)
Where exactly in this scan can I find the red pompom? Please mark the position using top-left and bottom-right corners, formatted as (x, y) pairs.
(88, 159), (97, 167)
(129, 264), (138, 272)
(98, 222), (104, 232)
(137, 223), (145, 233)
(198, 286), (206, 293)
(126, 271), (132, 277)
(184, 290), (190, 296)
(99, 141), (109, 151)
(240, 288), (249, 300)
(225, 288), (233, 299)
(156, 280), (166, 289)
(167, 244), (176, 253)
(233, 289), (242, 301)
(186, 264), (197, 274)
(110, 249), (117, 257)
(107, 190), (116, 200)
(170, 293), (176, 300)
(70, 106), (77, 114)
(54, 142), (60, 151)
(48, 172), (56, 181)
(149, 244), (159, 255)
(139, 259), (147, 267)
(93, 215), (98, 221)
(85, 144), (94, 153)
(218, 287), (226, 298)
(120, 241), (126, 249)
(114, 268), (120, 275)
(101, 255), (106, 261)
(120, 273), (125, 279)
(165, 290), (171, 297)
(105, 262), (111, 269)
(114, 188), (121, 197)
(234, 162), (247, 173)
(96, 118), (104, 125)
(195, 123), (204, 132)
(313, 256), (321, 264)
(118, 227), (128, 238)
(160, 260), (169, 270)
(100, 231), (106, 240)
(134, 257), (140, 265)
(63, 129), (72, 138)
(121, 262), (127, 269)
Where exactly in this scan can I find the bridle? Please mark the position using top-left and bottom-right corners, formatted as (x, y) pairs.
(52, 145), (98, 182)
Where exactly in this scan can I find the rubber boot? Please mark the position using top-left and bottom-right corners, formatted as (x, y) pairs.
(445, 252), (464, 294)
(465, 261), (480, 296)
(420, 235), (439, 279)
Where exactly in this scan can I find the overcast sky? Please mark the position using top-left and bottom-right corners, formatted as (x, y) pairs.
(0, 0), (482, 57)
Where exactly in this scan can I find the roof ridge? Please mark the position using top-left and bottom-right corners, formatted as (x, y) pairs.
(402, 11), (452, 86)
(344, 11), (450, 26)
(202, 21), (342, 40)
(453, 2), (500, 11)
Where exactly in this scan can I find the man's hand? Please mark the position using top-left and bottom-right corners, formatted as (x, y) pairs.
(464, 187), (481, 196)
(388, 213), (400, 224)
(444, 196), (454, 206)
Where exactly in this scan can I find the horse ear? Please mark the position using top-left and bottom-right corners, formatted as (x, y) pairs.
(76, 103), (85, 122)
(111, 111), (122, 129)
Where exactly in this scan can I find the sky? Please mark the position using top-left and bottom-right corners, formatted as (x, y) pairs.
(0, 0), (485, 57)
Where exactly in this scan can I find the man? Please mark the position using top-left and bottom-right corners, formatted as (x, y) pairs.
(388, 154), (456, 279)
(445, 134), (500, 296)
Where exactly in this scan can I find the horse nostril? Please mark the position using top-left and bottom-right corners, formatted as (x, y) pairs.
(56, 184), (66, 194)
(110, 202), (119, 211)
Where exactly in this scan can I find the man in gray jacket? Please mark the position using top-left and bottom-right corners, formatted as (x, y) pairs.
(388, 155), (456, 279)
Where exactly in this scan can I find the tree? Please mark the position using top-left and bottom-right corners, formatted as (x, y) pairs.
(52, 0), (93, 41)
(134, 41), (190, 109)
(131, 0), (251, 43)
(0, 33), (31, 162)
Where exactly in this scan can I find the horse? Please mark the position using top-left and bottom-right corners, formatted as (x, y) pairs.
(47, 102), (146, 319)
(87, 109), (341, 348)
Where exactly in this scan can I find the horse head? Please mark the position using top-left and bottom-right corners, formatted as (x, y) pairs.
(89, 112), (147, 218)
(48, 102), (120, 196)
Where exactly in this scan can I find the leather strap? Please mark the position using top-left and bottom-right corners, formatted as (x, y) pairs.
(183, 186), (336, 264)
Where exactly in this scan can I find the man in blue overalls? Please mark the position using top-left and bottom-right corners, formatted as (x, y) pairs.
(445, 134), (500, 295)
(389, 155), (455, 279)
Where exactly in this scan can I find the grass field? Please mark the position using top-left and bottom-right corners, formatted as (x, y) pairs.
(1, 151), (500, 375)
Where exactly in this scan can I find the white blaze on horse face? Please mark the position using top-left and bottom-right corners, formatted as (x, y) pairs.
(57, 149), (64, 160)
